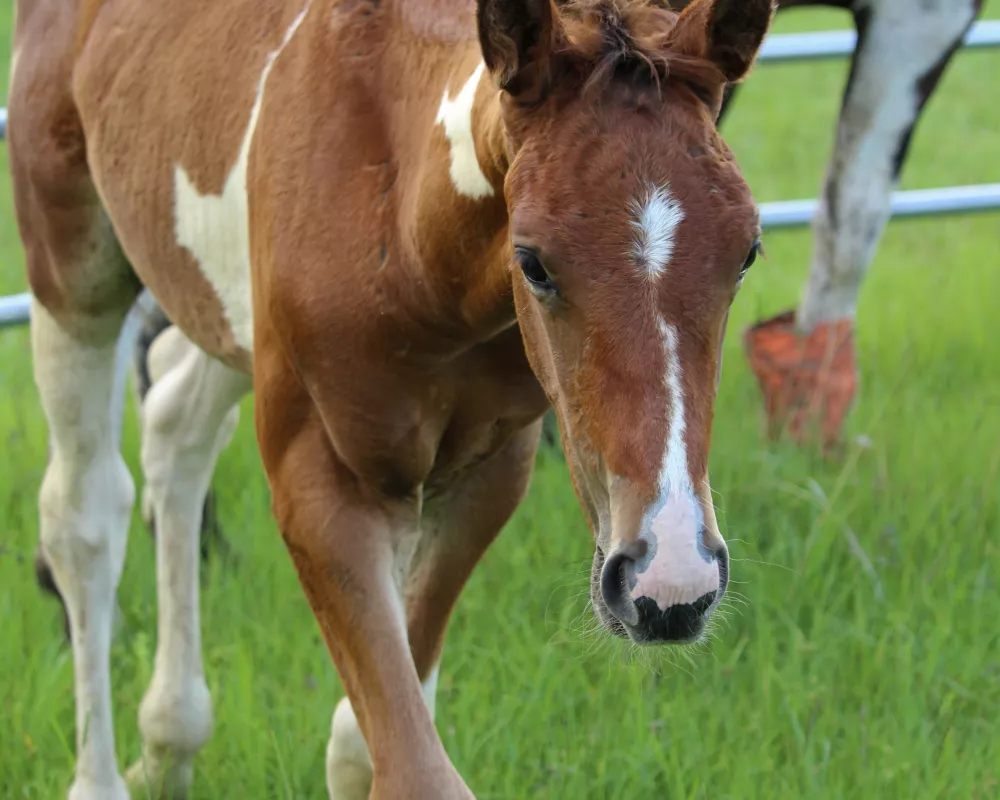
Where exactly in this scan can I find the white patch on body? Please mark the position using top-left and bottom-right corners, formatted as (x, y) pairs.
(435, 63), (493, 199)
(629, 184), (685, 278)
(798, 0), (976, 329)
(173, 1), (313, 353)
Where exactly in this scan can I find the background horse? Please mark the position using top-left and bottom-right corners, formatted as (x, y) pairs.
(729, 0), (984, 445)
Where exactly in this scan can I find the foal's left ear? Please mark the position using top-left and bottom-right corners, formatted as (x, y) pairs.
(477, 0), (557, 99)
(673, 0), (776, 83)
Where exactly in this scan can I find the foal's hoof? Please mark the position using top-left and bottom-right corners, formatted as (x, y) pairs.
(125, 757), (194, 799)
(743, 310), (856, 450)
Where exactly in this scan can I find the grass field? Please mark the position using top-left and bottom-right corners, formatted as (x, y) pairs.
(2, 5), (999, 800)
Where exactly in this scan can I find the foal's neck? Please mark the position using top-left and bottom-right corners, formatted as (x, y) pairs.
(409, 48), (515, 340)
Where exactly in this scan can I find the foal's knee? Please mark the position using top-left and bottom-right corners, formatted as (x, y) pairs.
(39, 449), (135, 599)
(327, 696), (374, 800)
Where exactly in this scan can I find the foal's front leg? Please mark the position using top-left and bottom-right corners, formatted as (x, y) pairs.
(326, 424), (543, 799)
(257, 401), (474, 799)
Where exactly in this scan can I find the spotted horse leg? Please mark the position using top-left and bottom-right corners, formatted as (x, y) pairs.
(743, 0), (982, 450)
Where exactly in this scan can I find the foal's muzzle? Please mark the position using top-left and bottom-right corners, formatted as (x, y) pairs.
(592, 538), (728, 644)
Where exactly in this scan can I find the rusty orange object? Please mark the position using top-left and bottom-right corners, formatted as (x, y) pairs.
(742, 310), (857, 449)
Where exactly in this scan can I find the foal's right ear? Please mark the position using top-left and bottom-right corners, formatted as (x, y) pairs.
(477, 0), (557, 99)
(672, 0), (775, 83)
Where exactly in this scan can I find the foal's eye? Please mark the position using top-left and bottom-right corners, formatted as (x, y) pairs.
(738, 239), (761, 285)
(515, 247), (556, 295)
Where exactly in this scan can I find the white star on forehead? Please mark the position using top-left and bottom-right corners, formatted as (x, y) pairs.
(629, 184), (684, 278)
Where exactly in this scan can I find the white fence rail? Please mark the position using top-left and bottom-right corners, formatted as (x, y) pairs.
(756, 19), (1000, 62)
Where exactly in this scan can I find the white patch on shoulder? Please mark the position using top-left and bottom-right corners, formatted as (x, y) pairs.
(435, 63), (493, 200)
(630, 185), (685, 279)
(657, 318), (690, 495)
(173, 1), (312, 353)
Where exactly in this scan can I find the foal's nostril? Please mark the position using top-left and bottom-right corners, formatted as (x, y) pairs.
(597, 537), (724, 643)
(634, 590), (717, 643)
(716, 545), (729, 590)
(600, 550), (640, 627)
(689, 589), (717, 616)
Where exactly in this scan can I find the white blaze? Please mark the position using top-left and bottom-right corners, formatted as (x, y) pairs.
(630, 319), (719, 610)
(657, 319), (690, 495)
(626, 188), (720, 610)
(172, 1), (312, 353)
(435, 63), (493, 200)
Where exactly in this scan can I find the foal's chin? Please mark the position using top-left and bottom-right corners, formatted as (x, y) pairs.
(589, 545), (726, 647)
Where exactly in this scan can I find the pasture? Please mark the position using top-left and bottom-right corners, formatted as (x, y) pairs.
(1, 4), (998, 799)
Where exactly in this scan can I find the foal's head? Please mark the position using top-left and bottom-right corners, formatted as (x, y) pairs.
(477, 0), (771, 644)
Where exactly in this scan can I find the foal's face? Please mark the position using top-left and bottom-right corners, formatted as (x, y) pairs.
(509, 90), (759, 644)
(479, 0), (773, 644)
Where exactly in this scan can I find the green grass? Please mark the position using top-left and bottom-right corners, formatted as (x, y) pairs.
(2, 6), (999, 799)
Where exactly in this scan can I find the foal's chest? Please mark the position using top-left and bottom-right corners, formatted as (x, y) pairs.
(324, 323), (548, 498)
(428, 339), (549, 490)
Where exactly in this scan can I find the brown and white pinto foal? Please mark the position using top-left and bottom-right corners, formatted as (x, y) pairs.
(9, 0), (772, 797)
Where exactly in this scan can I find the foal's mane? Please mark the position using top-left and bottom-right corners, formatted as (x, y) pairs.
(555, 0), (724, 98)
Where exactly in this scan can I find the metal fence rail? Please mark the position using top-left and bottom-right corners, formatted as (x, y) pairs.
(0, 291), (29, 329)
(761, 183), (1000, 229)
(1, 22), (998, 329)
(757, 19), (1000, 63)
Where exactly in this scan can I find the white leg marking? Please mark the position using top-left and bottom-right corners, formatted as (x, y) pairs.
(421, 663), (440, 721)
(798, 0), (976, 329)
(326, 697), (374, 800)
(139, 324), (192, 528)
(435, 63), (493, 199)
(172, 1), (313, 353)
(31, 301), (135, 800)
(325, 661), (440, 800)
(629, 184), (685, 279)
(125, 330), (249, 797)
(146, 324), (192, 387)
